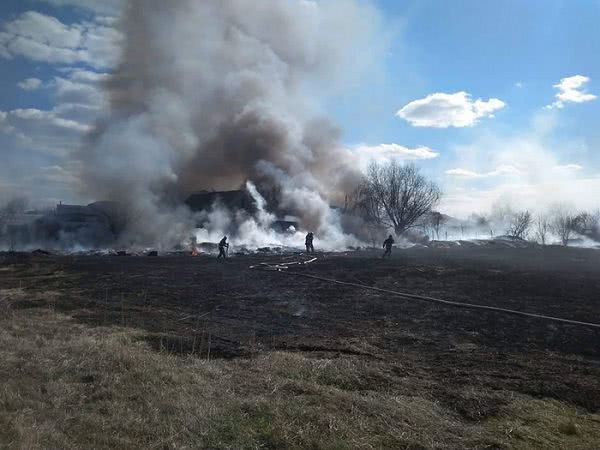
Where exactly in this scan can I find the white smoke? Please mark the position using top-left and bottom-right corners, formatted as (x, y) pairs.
(245, 181), (275, 229)
(194, 181), (362, 252)
(79, 0), (387, 249)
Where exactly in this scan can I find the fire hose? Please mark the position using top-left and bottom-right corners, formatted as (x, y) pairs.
(250, 256), (600, 330)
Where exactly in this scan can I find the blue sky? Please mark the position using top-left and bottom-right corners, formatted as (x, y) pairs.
(341, 0), (599, 143)
(1, 0), (599, 216)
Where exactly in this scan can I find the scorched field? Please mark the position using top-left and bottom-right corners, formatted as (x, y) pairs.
(1, 246), (600, 449)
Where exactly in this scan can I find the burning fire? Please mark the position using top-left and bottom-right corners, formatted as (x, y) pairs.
(191, 237), (200, 256)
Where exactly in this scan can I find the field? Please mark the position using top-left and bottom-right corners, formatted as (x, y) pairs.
(1, 246), (600, 449)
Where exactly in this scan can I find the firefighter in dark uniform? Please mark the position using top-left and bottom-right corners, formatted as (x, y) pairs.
(218, 236), (229, 259)
(305, 232), (314, 254)
(382, 234), (394, 258)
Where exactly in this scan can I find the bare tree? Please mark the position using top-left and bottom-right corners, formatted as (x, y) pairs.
(490, 200), (514, 225)
(572, 211), (600, 240)
(470, 213), (489, 227)
(551, 208), (576, 246)
(506, 210), (532, 239)
(0, 197), (29, 251)
(0, 197), (28, 230)
(355, 161), (442, 236)
(534, 213), (551, 245)
(428, 211), (446, 240)
(0, 197), (27, 217)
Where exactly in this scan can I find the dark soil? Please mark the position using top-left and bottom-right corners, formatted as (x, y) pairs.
(2, 245), (600, 417)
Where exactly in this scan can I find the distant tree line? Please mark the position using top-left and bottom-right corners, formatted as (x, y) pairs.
(343, 160), (600, 246)
(482, 206), (599, 246)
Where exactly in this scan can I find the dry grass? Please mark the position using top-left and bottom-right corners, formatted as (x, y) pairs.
(1, 288), (599, 449)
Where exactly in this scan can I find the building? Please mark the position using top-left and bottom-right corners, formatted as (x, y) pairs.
(185, 189), (298, 233)
(185, 190), (256, 215)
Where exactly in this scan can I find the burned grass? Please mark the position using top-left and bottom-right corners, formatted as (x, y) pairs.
(1, 247), (599, 448)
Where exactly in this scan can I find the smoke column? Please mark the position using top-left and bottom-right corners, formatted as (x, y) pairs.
(80, 0), (385, 248)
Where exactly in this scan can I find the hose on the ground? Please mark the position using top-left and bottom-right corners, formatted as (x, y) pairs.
(250, 256), (600, 330)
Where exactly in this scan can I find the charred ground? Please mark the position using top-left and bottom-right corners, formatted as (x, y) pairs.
(1, 246), (600, 449)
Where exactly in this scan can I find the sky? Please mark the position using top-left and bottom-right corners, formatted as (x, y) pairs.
(1, 0), (599, 217)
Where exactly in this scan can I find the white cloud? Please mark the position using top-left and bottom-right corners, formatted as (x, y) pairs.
(345, 143), (439, 172)
(53, 74), (107, 108)
(515, 82), (524, 88)
(34, 163), (82, 189)
(0, 67), (110, 205)
(0, 11), (122, 69)
(0, 114), (86, 205)
(554, 163), (583, 171)
(445, 168), (480, 178)
(17, 77), (43, 91)
(396, 91), (506, 128)
(10, 108), (92, 133)
(447, 162), (584, 180)
(65, 68), (111, 84)
(0, 70), (109, 159)
(1, 66), (109, 158)
(50, 70), (110, 125)
(354, 143), (439, 161)
(445, 165), (522, 179)
(548, 75), (596, 109)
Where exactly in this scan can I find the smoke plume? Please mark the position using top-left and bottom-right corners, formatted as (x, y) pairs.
(80, 0), (385, 248)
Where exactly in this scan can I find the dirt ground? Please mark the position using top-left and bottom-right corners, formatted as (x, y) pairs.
(1, 246), (600, 449)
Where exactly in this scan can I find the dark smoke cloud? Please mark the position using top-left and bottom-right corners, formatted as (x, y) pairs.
(79, 0), (387, 247)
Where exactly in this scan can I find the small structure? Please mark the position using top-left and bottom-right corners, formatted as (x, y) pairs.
(0, 211), (45, 249)
(186, 190), (256, 215)
(186, 189), (298, 232)
(35, 202), (123, 245)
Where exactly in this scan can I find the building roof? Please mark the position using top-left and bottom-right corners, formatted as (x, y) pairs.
(185, 190), (256, 213)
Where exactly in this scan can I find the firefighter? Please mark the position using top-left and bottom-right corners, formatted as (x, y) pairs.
(218, 236), (229, 259)
(305, 232), (314, 254)
(382, 234), (394, 258)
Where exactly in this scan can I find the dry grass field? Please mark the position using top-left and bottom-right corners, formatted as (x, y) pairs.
(1, 247), (599, 449)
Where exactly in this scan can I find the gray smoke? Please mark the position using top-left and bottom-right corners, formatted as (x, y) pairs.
(80, 0), (385, 247)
